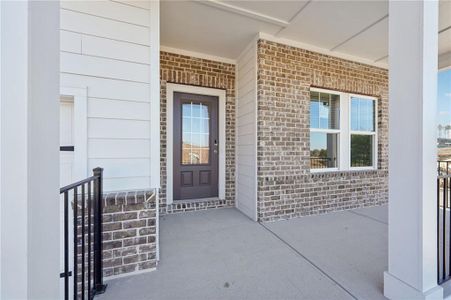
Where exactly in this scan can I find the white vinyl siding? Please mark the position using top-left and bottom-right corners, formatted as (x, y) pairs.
(235, 41), (258, 221)
(60, 0), (151, 191)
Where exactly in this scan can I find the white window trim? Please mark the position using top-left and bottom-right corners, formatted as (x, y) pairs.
(310, 88), (342, 173)
(166, 83), (226, 205)
(348, 93), (378, 171)
(149, 0), (160, 189)
(60, 86), (88, 181)
(310, 88), (378, 173)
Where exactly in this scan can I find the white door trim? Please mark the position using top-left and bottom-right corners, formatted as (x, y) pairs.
(166, 83), (226, 205)
(60, 86), (88, 182)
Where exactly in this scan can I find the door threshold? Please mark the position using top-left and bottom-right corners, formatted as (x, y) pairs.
(173, 197), (220, 204)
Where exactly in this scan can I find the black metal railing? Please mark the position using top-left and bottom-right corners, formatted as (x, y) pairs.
(310, 157), (335, 169)
(438, 160), (451, 176)
(60, 168), (107, 300)
(437, 172), (451, 284)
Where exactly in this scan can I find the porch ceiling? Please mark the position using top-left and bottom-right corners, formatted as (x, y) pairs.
(161, 0), (451, 68)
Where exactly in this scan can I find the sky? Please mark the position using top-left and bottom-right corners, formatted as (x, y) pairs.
(438, 69), (451, 126)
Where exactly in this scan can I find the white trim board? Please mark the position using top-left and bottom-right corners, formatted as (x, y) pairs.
(60, 86), (88, 181)
(235, 38), (258, 222)
(165, 83), (226, 205)
(149, 0), (160, 188)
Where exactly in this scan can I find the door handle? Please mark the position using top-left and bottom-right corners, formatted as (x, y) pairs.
(213, 139), (218, 154)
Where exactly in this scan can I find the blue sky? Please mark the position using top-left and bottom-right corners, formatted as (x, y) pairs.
(438, 69), (451, 126)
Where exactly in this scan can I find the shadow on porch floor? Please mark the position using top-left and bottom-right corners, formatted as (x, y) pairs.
(98, 206), (388, 300)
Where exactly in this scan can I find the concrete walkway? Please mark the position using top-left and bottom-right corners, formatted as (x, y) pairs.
(99, 206), (387, 300)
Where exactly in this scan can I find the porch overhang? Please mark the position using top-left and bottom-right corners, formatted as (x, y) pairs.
(160, 0), (451, 70)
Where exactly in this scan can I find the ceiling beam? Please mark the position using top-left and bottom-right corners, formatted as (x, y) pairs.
(198, 0), (289, 28)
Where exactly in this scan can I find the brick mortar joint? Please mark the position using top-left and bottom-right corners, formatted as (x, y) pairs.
(102, 189), (157, 207)
(258, 169), (388, 181)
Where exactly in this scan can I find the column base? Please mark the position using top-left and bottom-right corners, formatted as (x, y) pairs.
(384, 272), (443, 300)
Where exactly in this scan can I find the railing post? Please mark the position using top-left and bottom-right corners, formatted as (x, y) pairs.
(93, 167), (107, 295)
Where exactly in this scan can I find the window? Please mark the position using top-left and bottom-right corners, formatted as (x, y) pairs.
(310, 88), (377, 172)
(310, 91), (340, 170)
(350, 97), (376, 168)
(182, 102), (210, 165)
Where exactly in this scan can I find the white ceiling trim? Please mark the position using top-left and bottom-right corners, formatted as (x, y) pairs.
(440, 25), (451, 35)
(374, 55), (388, 63)
(330, 14), (388, 51)
(198, 0), (289, 28)
(275, 0), (312, 36)
(237, 34), (260, 63)
(258, 32), (388, 69)
(160, 45), (236, 65)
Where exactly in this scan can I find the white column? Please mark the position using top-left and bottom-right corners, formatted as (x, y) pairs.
(0, 1), (60, 299)
(384, 1), (441, 299)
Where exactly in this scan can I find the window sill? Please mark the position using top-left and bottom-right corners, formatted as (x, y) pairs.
(310, 168), (339, 174)
(310, 168), (379, 178)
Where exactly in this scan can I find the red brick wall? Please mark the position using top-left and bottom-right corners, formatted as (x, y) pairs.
(159, 51), (236, 213)
(257, 39), (389, 222)
(102, 191), (157, 277)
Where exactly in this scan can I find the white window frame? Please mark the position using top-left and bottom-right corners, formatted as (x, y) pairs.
(309, 87), (378, 173)
(348, 93), (378, 171)
(310, 88), (341, 172)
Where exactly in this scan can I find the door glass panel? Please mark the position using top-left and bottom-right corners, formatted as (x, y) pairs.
(182, 102), (210, 165)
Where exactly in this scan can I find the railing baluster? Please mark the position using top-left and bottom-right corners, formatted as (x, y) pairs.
(64, 191), (69, 300)
(88, 181), (92, 300)
(81, 184), (86, 300)
(438, 176), (441, 283)
(93, 167), (107, 295)
(73, 187), (78, 300)
(444, 178), (447, 282)
(448, 177), (451, 280)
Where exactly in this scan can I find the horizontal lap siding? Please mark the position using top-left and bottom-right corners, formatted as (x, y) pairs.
(236, 43), (258, 221)
(60, 1), (151, 191)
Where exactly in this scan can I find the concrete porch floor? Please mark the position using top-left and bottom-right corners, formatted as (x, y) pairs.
(98, 206), (388, 300)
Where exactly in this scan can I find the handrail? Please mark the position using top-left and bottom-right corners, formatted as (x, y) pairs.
(60, 175), (98, 193)
(60, 167), (107, 300)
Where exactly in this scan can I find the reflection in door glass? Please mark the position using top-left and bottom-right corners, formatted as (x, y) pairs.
(182, 102), (209, 164)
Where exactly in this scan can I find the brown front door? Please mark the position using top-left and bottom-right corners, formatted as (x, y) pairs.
(173, 92), (219, 200)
